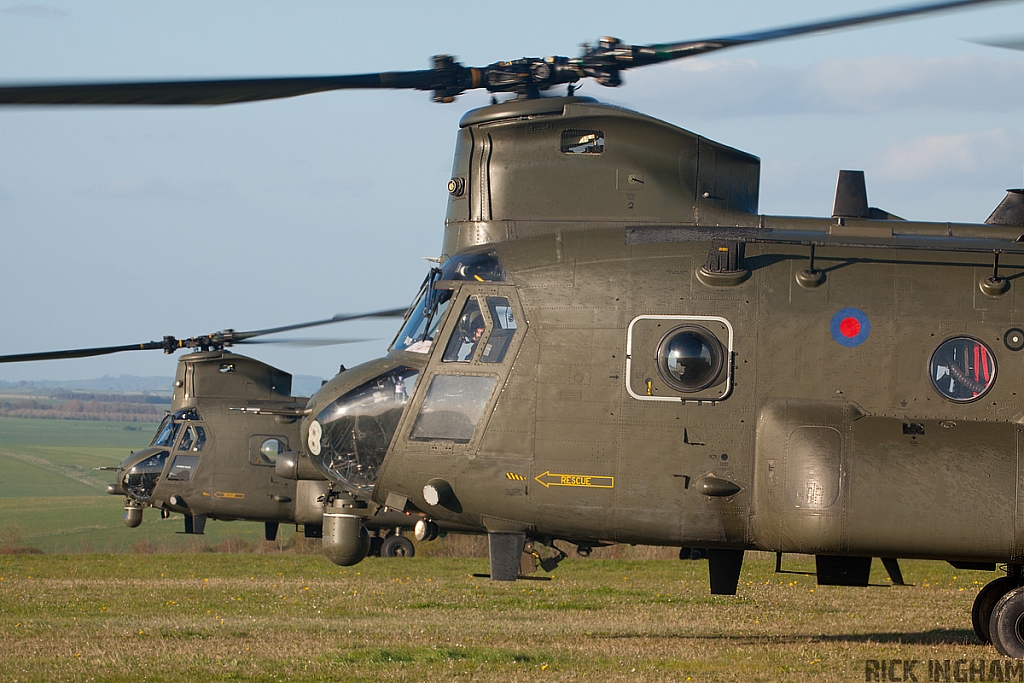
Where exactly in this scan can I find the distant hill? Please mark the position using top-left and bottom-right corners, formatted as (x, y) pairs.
(0, 374), (326, 398)
(0, 376), (173, 393)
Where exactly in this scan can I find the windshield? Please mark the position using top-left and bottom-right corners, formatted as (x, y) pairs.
(391, 268), (452, 354)
(151, 415), (173, 447)
(152, 418), (180, 448)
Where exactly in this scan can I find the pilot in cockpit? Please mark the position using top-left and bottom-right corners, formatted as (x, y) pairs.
(443, 302), (486, 362)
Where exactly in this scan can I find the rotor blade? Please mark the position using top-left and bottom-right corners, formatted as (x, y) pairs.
(232, 307), (409, 341)
(634, 0), (1012, 64)
(234, 337), (375, 347)
(969, 35), (1024, 49)
(0, 341), (164, 364)
(0, 71), (439, 106)
(0, 307), (405, 363)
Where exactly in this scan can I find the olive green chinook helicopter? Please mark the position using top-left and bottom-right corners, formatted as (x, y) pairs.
(5, 0), (1024, 657)
(0, 313), (458, 561)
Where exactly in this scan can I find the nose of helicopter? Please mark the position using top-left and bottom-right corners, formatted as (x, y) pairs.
(117, 447), (169, 504)
(302, 357), (422, 497)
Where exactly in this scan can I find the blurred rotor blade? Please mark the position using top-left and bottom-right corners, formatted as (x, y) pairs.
(233, 307), (408, 341)
(234, 337), (375, 347)
(630, 0), (1011, 64)
(0, 307), (405, 363)
(1, 0), (1008, 107)
(0, 341), (164, 364)
(969, 35), (1024, 49)
(0, 71), (442, 105)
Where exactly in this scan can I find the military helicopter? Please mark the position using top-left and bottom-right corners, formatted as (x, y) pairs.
(0, 312), (450, 561)
(4, 0), (1024, 658)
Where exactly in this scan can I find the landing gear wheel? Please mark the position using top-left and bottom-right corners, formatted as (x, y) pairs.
(380, 535), (415, 558)
(367, 536), (384, 557)
(990, 585), (1024, 657)
(973, 576), (1018, 644)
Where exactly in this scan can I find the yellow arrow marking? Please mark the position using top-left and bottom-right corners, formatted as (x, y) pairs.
(213, 491), (245, 499)
(534, 471), (614, 489)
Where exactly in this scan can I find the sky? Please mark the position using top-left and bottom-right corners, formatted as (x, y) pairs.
(1, 0), (1023, 383)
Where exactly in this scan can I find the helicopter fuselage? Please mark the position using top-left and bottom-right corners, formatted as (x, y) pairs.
(303, 96), (1024, 575)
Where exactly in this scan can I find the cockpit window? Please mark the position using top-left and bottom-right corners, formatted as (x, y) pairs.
(410, 374), (497, 444)
(167, 455), (199, 481)
(179, 426), (195, 451)
(392, 268), (453, 354)
(152, 416), (174, 447)
(153, 419), (181, 448)
(178, 425), (206, 452)
(310, 366), (419, 496)
(440, 250), (506, 282)
(442, 298), (485, 362)
(481, 296), (517, 363)
(391, 253), (505, 354)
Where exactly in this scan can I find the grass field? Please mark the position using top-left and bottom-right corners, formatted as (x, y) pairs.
(0, 416), (1011, 681)
(0, 417), (282, 553)
(0, 553), (1000, 682)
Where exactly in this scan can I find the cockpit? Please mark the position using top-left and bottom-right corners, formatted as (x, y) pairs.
(308, 249), (513, 497)
(151, 408), (201, 448)
(123, 408), (206, 502)
(390, 249), (506, 355)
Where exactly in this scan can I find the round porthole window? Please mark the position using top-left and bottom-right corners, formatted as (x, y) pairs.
(657, 325), (725, 392)
(929, 336), (996, 403)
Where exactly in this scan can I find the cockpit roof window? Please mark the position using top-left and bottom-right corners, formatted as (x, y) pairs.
(440, 250), (506, 282)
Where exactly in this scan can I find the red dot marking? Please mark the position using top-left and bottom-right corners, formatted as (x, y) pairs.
(839, 317), (861, 338)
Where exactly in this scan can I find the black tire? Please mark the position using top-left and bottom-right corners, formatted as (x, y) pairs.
(990, 585), (1024, 658)
(973, 576), (1018, 644)
(367, 536), (384, 558)
(380, 535), (415, 558)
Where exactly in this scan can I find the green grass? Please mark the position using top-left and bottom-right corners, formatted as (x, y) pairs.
(0, 451), (99, 498)
(0, 553), (998, 682)
(0, 416), (158, 495)
(0, 416), (158, 449)
(0, 416), (1009, 681)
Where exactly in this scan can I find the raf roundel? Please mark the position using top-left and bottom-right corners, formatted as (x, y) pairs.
(830, 308), (871, 347)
